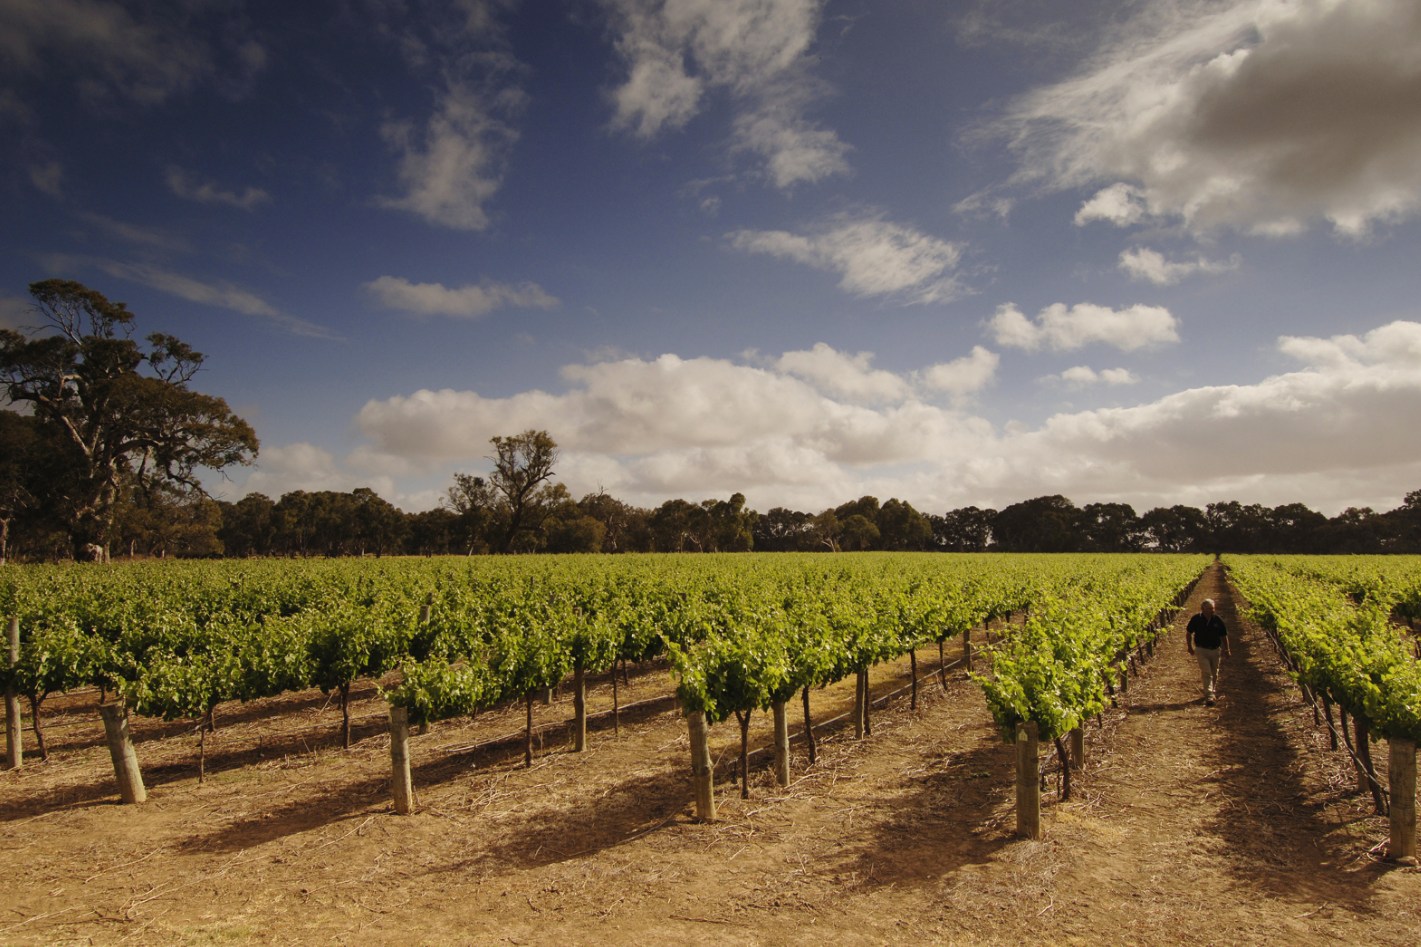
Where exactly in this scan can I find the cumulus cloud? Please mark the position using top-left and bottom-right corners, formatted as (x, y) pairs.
(921, 346), (1000, 398)
(166, 167), (269, 210)
(253, 321), (1421, 515)
(989, 302), (1179, 352)
(1057, 366), (1139, 387)
(238, 442), (396, 501)
(1000, 0), (1421, 237)
(605, 0), (848, 188)
(729, 214), (966, 303)
(775, 343), (909, 403)
(365, 275), (558, 319)
(351, 345), (1000, 506)
(1118, 247), (1240, 285)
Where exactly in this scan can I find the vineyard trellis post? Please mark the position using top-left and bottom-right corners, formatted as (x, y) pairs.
(5, 616), (20, 770)
(687, 709), (715, 822)
(389, 705), (415, 815)
(1388, 737), (1416, 863)
(1015, 720), (1041, 839)
(1069, 727), (1085, 771)
(98, 701), (146, 804)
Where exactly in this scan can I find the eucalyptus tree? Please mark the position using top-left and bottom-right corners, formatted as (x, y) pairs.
(0, 280), (258, 560)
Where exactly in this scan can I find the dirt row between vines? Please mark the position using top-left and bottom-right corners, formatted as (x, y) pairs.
(2, 562), (1418, 945)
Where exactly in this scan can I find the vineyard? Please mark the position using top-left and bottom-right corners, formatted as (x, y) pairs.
(2, 553), (1420, 943)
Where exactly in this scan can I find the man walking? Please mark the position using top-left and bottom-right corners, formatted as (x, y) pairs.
(1187, 598), (1230, 706)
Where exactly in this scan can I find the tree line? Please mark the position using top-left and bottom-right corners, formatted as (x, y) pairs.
(5, 280), (1421, 562)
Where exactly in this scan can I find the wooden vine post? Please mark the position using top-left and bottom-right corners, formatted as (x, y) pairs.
(1069, 726), (1085, 771)
(687, 709), (716, 822)
(5, 616), (20, 770)
(1015, 720), (1041, 839)
(772, 699), (790, 788)
(389, 705), (415, 815)
(1389, 736), (1417, 864)
(962, 628), (973, 673)
(98, 701), (146, 804)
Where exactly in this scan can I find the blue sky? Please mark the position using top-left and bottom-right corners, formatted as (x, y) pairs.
(4, 0), (1421, 516)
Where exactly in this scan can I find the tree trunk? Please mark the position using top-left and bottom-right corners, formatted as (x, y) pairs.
(1355, 713), (1387, 815)
(801, 686), (816, 765)
(734, 708), (751, 799)
(853, 669), (867, 739)
(99, 701), (146, 804)
(572, 662), (587, 752)
(612, 663), (620, 737)
(524, 691), (534, 768)
(772, 699), (790, 788)
(340, 682), (352, 749)
(1016, 721), (1041, 839)
(1054, 735), (1072, 801)
(909, 650), (918, 711)
(27, 694), (47, 762)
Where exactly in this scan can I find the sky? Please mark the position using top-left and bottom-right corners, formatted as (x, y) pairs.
(3, 0), (1421, 518)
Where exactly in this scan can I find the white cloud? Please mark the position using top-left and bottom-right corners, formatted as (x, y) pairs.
(775, 343), (909, 403)
(237, 443), (396, 502)
(379, 81), (518, 231)
(166, 167), (269, 211)
(1074, 183), (1146, 227)
(365, 275), (558, 319)
(989, 302), (1179, 352)
(921, 346), (1000, 398)
(729, 214), (965, 303)
(1000, 0), (1421, 237)
(249, 321), (1421, 516)
(605, 0), (848, 188)
(1118, 247), (1239, 285)
(1057, 366), (1139, 387)
(78, 258), (338, 339)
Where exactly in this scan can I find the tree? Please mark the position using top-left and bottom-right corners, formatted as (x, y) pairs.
(932, 506), (995, 551)
(993, 495), (1080, 552)
(487, 430), (559, 554)
(444, 473), (499, 554)
(1140, 505), (1207, 552)
(217, 493), (276, 557)
(0, 280), (258, 560)
(1079, 502), (1144, 552)
(876, 498), (933, 550)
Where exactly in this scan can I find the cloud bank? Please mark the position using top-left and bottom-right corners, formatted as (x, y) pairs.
(279, 322), (1421, 516)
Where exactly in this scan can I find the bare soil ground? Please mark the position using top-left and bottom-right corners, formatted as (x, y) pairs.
(2, 563), (1418, 945)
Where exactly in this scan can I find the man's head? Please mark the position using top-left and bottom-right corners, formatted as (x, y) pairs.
(1201, 598), (1216, 617)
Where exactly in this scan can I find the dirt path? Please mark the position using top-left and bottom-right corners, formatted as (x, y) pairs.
(2, 562), (1418, 945)
(1022, 563), (1421, 945)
